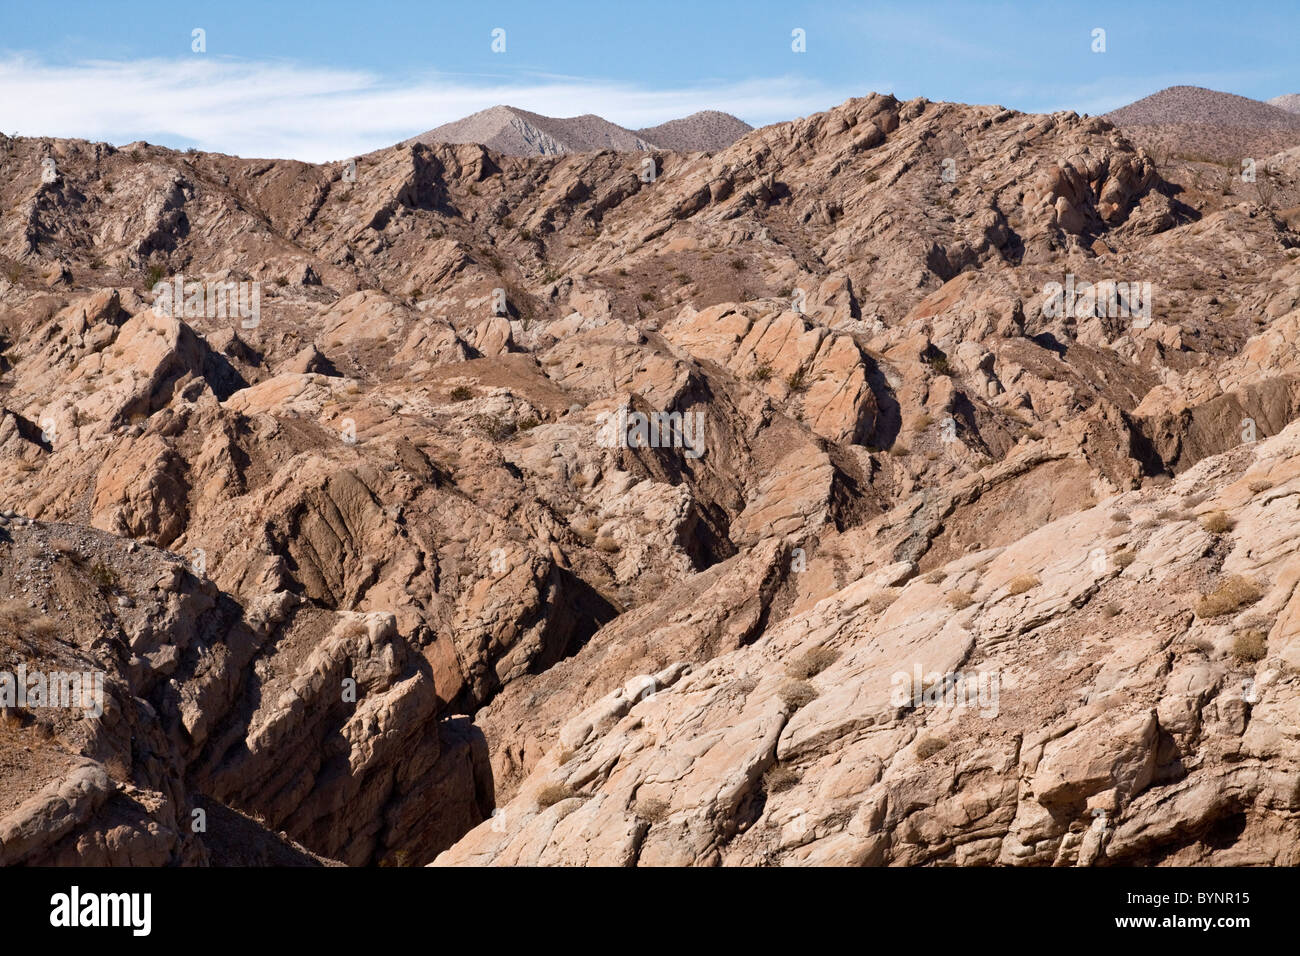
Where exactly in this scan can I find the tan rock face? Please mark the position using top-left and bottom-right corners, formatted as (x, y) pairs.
(3, 90), (1300, 867)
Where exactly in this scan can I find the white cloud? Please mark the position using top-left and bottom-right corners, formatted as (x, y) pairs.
(0, 55), (875, 161)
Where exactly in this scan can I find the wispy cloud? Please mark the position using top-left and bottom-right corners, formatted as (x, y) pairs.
(0, 56), (873, 161)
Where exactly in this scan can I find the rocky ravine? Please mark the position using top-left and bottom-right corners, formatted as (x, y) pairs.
(1, 91), (1299, 866)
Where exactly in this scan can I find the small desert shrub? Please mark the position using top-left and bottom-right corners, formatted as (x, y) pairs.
(640, 291), (656, 302)
(517, 416), (540, 432)
(449, 385), (473, 401)
(764, 764), (800, 794)
(1100, 603), (1121, 619)
(924, 569), (947, 585)
(748, 362), (773, 382)
(1006, 574), (1039, 595)
(89, 559), (118, 592)
(473, 414), (517, 441)
(1195, 575), (1263, 619)
(1111, 512), (1131, 524)
(1184, 491), (1209, 508)
(866, 588), (901, 614)
(1200, 511), (1233, 534)
(1248, 479), (1273, 494)
(915, 736), (949, 759)
(1231, 629), (1267, 662)
(51, 538), (81, 560)
(889, 443), (910, 457)
(909, 412), (934, 430)
(1114, 549), (1136, 569)
(535, 783), (577, 809)
(786, 645), (839, 680)
(0, 600), (33, 632)
(636, 797), (670, 823)
(947, 589), (975, 609)
(594, 534), (620, 553)
(1155, 509), (1178, 521)
(729, 258), (747, 271)
(785, 367), (808, 392)
(778, 679), (818, 710)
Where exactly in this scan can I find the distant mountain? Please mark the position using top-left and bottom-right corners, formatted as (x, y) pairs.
(1103, 86), (1300, 163)
(635, 111), (753, 152)
(406, 105), (750, 156)
(1269, 93), (1300, 115)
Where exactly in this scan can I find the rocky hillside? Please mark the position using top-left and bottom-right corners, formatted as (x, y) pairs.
(1267, 94), (1300, 115)
(1106, 86), (1300, 164)
(408, 105), (750, 156)
(1, 90), (1299, 866)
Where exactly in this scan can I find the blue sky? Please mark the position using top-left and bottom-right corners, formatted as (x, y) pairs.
(1, 0), (1297, 160)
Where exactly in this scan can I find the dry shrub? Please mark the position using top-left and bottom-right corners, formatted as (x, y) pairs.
(535, 783), (577, 809)
(1006, 574), (1039, 595)
(1231, 629), (1267, 662)
(1114, 549), (1136, 569)
(1195, 575), (1263, 619)
(866, 588), (901, 614)
(947, 589), (975, 609)
(636, 797), (670, 823)
(1100, 603), (1121, 619)
(924, 569), (947, 585)
(764, 764), (800, 794)
(0, 599), (33, 632)
(916, 736), (949, 759)
(1200, 511), (1233, 534)
(778, 679), (818, 710)
(51, 538), (81, 560)
(1248, 479), (1273, 494)
(786, 645), (839, 679)
(594, 534), (620, 553)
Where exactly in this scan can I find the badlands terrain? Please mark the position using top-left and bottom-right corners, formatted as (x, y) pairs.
(2, 87), (1300, 867)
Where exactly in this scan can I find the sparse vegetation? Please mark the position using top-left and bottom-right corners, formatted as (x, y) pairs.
(449, 385), (473, 401)
(636, 797), (671, 822)
(947, 589), (975, 609)
(764, 764), (800, 793)
(473, 414), (517, 441)
(1006, 574), (1040, 595)
(535, 783), (577, 809)
(1231, 629), (1267, 662)
(785, 367), (808, 391)
(778, 679), (818, 710)
(786, 645), (839, 679)
(748, 362), (773, 382)
(89, 559), (119, 592)
(1114, 549), (1136, 569)
(1195, 574), (1263, 619)
(916, 736), (949, 759)
(1200, 511), (1233, 534)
